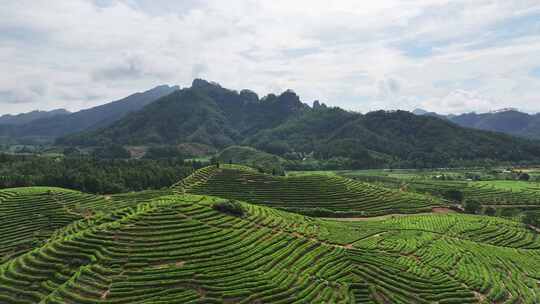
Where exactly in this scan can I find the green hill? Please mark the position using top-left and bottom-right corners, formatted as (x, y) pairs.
(248, 108), (540, 167)
(1, 186), (539, 303)
(0, 187), (172, 261)
(174, 165), (444, 216)
(216, 146), (287, 174)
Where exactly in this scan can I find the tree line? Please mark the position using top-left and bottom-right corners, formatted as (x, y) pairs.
(0, 154), (202, 194)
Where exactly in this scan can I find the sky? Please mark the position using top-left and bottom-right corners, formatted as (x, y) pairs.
(1, 0), (540, 115)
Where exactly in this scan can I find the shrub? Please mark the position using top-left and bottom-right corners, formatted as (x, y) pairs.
(143, 146), (184, 159)
(212, 200), (244, 216)
(464, 200), (481, 214)
(442, 190), (463, 202)
(519, 173), (530, 181)
(522, 212), (539, 226)
(484, 207), (496, 216)
(499, 208), (517, 217)
(93, 144), (131, 159)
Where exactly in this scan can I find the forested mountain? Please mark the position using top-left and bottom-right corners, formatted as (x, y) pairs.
(59, 79), (308, 146)
(248, 108), (540, 167)
(0, 109), (70, 125)
(0, 85), (178, 143)
(414, 108), (540, 140)
(59, 80), (540, 167)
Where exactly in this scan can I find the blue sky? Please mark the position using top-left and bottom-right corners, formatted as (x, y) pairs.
(1, 0), (540, 115)
(531, 67), (540, 78)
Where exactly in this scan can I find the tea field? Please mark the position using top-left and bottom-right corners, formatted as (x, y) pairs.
(0, 166), (539, 303)
(174, 165), (444, 217)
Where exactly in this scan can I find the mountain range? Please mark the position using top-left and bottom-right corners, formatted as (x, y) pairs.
(413, 108), (540, 140)
(0, 109), (70, 125)
(2, 80), (540, 167)
(56, 79), (540, 167)
(0, 85), (178, 144)
(59, 79), (307, 147)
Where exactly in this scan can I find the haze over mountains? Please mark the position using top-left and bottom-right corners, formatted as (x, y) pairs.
(413, 108), (540, 140)
(0, 85), (178, 143)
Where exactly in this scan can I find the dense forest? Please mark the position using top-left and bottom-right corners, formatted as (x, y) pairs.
(0, 154), (199, 194)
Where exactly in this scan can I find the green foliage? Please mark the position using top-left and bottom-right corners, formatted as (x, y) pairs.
(211, 200), (245, 216)
(464, 200), (482, 214)
(143, 146), (184, 159)
(92, 144), (130, 159)
(178, 165), (442, 217)
(484, 206), (496, 216)
(0, 190), (539, 303)
(249, 109), (540, 168)
(0, 153), (196, 194)
(61, 80), (307, 148)
(216, 145), (286, 175)
(57, 81), (540, 169)
(501, 208), (519, 217)
(62, 146), (82, 157)
(346, 169), (540, 217)
(442, 190), (464, 202)
(522, 211), (539, 226)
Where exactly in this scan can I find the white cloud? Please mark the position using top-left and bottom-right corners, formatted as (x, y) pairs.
(0, 0), (539, 115)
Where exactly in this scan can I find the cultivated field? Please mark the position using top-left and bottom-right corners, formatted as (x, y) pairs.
(338, 168), (540, 212)
(174, 165), (444, 217)
(0, 166), (539, 303)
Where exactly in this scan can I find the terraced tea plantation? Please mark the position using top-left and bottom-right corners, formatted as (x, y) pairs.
(1, 166), (539, 303)
(347, 171), (540, 210)
(174, 165), (443, 216)
(0, 187), (172, 261)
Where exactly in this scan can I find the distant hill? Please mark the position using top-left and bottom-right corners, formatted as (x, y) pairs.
(216, 146), (287, 174)
(60, 80), (540, 167)
(412, 108), (428, 115)
(0, 85), (178, 143)
(248, 108), (540, 167)
(0, 109), (70, 125)
(413, 108), (540, 139)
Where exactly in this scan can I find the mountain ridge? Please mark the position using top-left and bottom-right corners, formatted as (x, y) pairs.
(0, 84), (179, 143)
(0, 109), (70, 125)
(59, 79), (309, 147)
(58, 80), (540, 167)
(413, 108), (540, 139)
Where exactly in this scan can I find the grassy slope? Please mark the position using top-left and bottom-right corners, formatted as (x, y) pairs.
(0, 189), (538, 302)
(216, 145), (287, 174)
(175, 165), (444, 216)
